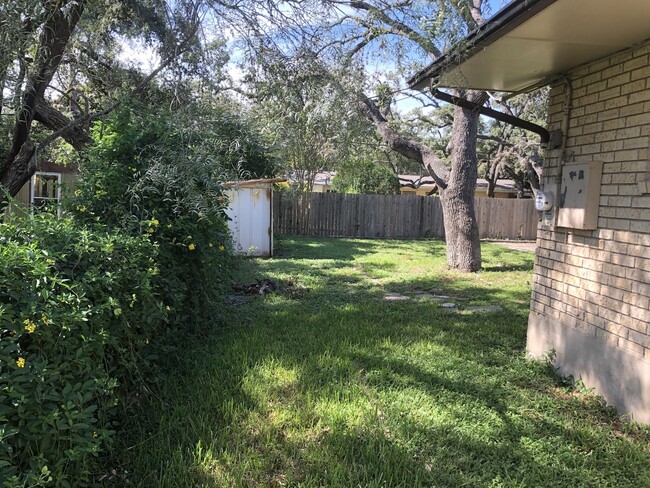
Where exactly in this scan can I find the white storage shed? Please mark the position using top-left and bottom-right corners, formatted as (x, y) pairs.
(224, 178), (284, 257)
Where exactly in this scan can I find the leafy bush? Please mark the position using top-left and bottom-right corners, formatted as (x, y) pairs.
(0, 214), (162, 486)
(0, 101), (263, 485)
(67, 103), (238, 329)
(332, 159), (400, 194)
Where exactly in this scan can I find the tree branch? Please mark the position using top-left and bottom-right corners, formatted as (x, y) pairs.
(33, 100), (93, 150)
(360, 93), (448, 189)
(447, 0), (484, 30)
(346, 0), (442, 57)
(4, 0), (86, 176)
(477, 134), (514, 146)
(36, 44), (193, 153)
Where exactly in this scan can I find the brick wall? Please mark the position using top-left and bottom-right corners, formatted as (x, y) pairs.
(532, 39), (650, 361)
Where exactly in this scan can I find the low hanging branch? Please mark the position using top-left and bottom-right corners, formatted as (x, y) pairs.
(1, 20), (201, 202)
(36, 43), (195, 154)
(359, 93), (449, 190)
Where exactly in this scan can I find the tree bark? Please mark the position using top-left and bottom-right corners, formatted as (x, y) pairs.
(440, 98), (481, 272)
(486, 158), (499, 198)
(34, 100), (93, 150)
(360, 91), (483, 272)
(1, 0), (86, 201)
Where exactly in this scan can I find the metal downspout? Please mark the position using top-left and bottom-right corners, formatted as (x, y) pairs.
(432, 89), (551, 146)
(555, 77), (573, 184)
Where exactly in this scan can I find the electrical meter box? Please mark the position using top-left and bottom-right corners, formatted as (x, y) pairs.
(557, 161), (603, 230)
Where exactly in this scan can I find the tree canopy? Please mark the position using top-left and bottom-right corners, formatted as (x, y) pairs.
(0, 0), (548, 271)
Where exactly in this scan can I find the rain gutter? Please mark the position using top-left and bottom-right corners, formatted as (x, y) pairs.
(407, 0), (559, 91)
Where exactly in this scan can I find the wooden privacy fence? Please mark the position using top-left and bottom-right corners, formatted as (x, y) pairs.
(273, 192), (538, 240)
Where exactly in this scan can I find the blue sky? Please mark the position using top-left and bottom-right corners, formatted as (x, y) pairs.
(392, 0), (514, 113)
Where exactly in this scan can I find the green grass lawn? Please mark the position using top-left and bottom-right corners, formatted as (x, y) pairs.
(111, 237), (650, 487)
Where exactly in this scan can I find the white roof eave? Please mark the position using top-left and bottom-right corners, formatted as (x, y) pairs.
(433, 0), (650, 92)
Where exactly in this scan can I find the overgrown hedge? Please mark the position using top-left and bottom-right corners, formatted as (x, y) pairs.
(67, 103), (236, 329)
(0, 103), (249, 486)
(0, 215), (163, 486)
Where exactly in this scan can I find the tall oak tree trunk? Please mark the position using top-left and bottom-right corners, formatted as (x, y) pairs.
(360, 90), (483, 272)
(439, 102), (481, 272)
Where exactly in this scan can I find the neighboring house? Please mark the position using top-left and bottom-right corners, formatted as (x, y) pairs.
(11, 162), (77, 217)
(409, 0), (650, 422)
(399, 175), (527, 198)
(281, 171), (336, 192)
(306, 171), (526, 198)
(312, 171), (336, 193)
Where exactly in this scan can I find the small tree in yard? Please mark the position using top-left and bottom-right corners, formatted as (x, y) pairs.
(332, 157), (400, 195)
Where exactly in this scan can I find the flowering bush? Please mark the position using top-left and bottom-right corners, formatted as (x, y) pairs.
(0, 102), (262, 484)
(67, 103), (238, 330)
(0, 214), (163, 486)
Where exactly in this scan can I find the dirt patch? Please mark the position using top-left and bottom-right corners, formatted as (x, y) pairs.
(232, 278), (310, 298)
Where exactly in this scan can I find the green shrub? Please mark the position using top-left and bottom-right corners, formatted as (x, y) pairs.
(0, 102), (260, 485)
(0, 214), (162, 486)
(66, 103), (237, 330)
(332, 159), (400, 195)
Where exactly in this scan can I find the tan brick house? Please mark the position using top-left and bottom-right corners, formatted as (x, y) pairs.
(409, 0), (650, 422)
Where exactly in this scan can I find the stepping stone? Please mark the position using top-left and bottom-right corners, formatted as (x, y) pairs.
(465, 305), (503, 312)
(441, 302), (457, 308)
(384, 293), (409, 301)
(414, 293), (434, 300)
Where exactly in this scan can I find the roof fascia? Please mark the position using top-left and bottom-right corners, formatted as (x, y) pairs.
(407, 0), (559, 91)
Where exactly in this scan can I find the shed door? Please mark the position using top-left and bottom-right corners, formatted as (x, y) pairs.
(225, 188), (271, 256)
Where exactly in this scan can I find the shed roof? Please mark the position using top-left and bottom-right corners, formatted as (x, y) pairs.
(224, 178), (286, 189)
(408, 0), (650, 93)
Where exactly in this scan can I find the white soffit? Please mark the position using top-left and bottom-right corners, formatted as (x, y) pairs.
(439, 0), (650, 92)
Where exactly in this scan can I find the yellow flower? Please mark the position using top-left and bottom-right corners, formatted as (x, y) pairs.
(147, 227), (155, 233)
(165, 305), (171, 311)
(16, 357), (25, 368)
(151, 219), (159, 226)
(74, 189), (82, 197)
(188, 243), (196, 251)
(219, 245), (225, 251)
(209, 243), (213, 248)
(23, 319), (36, 334)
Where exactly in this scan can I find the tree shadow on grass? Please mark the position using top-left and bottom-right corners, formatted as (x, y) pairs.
(273, 235), (448, 262)
(122, 296), (649, 487)
(480, 243), (536, 272)
(115, 238), (650, 487)
(273, 236), (384, 261)
(235, 303), (649, 486)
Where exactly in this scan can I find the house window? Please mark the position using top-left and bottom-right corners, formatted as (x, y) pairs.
(31, 172), (62, 216)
